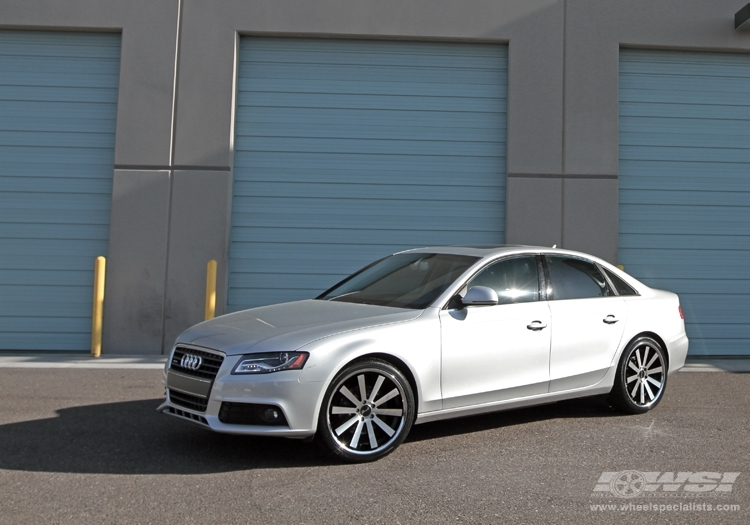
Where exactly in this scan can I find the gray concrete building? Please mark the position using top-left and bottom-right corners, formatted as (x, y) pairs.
(1, 1), (749, 356)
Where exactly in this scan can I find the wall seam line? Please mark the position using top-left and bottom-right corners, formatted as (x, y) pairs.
(160, 0), (183, 354)
(561, 0), (567, 248)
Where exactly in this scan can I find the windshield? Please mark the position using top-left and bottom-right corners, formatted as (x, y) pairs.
(317, 253), (479, 309)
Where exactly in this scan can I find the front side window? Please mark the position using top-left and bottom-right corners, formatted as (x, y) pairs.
(466, 256), (540, 305)
(317, 253), (479, 309)
(546, 256), (612, 300)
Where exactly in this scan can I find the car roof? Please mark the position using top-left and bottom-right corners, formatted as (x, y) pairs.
(396, 244), (606, 261)
(395, 244), (531, 257)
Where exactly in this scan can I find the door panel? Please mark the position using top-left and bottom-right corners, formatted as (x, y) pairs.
(440, 301), (551, 409)
(548, 297), (627, 391)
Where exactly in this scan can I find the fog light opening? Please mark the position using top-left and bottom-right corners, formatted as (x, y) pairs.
(263, 408), (281, 422)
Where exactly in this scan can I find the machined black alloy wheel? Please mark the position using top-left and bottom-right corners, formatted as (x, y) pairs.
(609, 336), (667, 414)
(318, 359), (415, 462)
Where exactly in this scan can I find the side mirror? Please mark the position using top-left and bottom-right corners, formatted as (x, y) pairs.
(461, 286), (499, 306)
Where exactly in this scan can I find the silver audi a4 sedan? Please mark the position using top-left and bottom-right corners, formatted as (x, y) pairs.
(158, 245), (689, 462)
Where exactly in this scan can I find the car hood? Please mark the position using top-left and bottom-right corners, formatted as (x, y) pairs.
(175, 299), (424, 356)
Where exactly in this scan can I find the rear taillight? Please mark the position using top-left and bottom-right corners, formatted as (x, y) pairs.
(678, 305), (684, 319)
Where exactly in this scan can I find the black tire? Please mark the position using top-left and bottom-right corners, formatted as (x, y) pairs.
(317, 359), (415, 463)
(608, 336), (668, 414)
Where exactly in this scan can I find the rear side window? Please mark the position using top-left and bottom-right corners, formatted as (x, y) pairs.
(546, 256), (613, 300)
(603, 267), (638, 296)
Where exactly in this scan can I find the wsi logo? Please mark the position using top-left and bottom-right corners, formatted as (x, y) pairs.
(592, 471), (740, 498)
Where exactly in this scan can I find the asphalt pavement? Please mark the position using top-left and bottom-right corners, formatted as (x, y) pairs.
(0, 359), (748, 524)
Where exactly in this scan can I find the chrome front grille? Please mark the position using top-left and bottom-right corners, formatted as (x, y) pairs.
(167, 345), (225, 414)
(171, 345), (224, 380)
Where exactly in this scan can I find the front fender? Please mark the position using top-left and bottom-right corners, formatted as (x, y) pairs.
(297, 310), (442, 413)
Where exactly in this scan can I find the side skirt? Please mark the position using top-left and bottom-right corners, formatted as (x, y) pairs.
(415, 368), (616, 425)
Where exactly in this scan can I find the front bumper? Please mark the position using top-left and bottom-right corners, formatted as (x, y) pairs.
(158, 350), (327, 438)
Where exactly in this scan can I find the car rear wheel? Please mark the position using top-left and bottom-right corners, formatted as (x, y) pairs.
(609, 336), (667, 414)
(318, 359), (415, 463)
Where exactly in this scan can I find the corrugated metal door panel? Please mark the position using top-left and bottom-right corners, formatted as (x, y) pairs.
(619, 48), (750, 356)
(0, 30), (120, 351)
(230, 38), (507, 310)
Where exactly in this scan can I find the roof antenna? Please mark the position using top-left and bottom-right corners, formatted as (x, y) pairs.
(552, 244), (557, 249)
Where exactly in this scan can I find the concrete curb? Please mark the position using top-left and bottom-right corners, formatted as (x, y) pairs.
(0, 354), (167, 369)
(681, 358), (750, 373)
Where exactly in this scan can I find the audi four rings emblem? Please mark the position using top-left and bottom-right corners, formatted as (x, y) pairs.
(180, 354), (202, 371)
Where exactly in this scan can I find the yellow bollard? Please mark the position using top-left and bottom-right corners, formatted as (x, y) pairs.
(91, 256), (106, 358)
(205, 260), (217, 321)
(616, 264), (625, 271)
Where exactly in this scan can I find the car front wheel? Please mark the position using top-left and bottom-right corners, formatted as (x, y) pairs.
(609, 336), (668, 414)
(318, 359), (415, 463)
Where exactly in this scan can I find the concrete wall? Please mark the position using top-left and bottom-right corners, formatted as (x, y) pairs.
(2, 0), (749, 353)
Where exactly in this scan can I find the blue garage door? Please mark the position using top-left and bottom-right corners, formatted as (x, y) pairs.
(619, 48), (750, 356)
(0, 30), (120, 350)
(230, 37), (507, 310)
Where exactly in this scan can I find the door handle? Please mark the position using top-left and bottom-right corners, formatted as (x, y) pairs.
(603, 315), (619, 324)
(527, 320), (547, 331)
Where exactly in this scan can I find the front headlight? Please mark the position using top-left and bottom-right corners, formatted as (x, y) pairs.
(232, 352), (309, 374)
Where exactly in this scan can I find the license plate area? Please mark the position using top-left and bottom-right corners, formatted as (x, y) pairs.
(166, 370), (212, 398)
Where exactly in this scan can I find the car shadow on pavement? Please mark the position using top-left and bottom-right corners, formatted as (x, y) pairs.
(0, 396), (624, 474)
(0, 399), (329, 475)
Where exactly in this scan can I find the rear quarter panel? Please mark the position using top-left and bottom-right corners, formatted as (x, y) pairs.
(619, 289), (689, 373)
